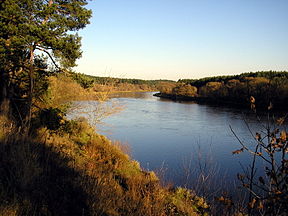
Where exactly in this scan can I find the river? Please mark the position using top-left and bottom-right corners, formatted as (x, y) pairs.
(68, 92), (286, 195)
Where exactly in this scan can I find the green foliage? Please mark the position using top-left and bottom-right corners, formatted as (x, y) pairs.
(37, 107), (65, 131)
(167, 188), (209, 216)
(0, 0), (92, 123)
(178, 71), (288, 87)
(2, 55), (53, 123)
(70, 72), (95, 89)
(83, 74), (175, 87)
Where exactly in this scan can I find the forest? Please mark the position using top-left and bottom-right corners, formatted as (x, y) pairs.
(158, 71), (288, 110)
(70, 71), (175, 92)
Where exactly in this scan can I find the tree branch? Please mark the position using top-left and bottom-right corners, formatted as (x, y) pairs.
(230, 125), (272, 164)
(35, 47), (60, 70)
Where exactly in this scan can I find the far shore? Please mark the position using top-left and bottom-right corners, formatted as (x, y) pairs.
(153, 92), (287, 112)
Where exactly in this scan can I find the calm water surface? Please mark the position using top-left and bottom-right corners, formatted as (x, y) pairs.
(69, 92), (286, 191)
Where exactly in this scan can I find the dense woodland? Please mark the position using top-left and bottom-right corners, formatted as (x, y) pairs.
(70, 71), (175, 92)
(158, 71), (288, 110)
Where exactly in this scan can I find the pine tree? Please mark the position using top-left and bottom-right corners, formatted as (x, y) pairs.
(0, 0), (91, 125)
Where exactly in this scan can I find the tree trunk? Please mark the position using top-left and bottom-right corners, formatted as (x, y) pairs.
(25, 47), (35, 129)
(0, 69), (10, 117)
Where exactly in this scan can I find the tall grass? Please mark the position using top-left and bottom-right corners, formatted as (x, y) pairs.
(0, 116), (209, 216)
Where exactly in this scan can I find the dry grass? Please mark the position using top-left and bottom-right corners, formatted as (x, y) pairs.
(0, 74), (209, 215)
(0, 116), (209, 216)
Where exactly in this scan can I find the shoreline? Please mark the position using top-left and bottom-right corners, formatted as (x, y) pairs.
(153, 92), (287, 112)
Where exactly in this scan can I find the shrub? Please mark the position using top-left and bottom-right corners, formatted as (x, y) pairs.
(231, 99), (288, 215)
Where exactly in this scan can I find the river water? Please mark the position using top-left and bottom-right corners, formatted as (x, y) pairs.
(68, 92), (286, 195)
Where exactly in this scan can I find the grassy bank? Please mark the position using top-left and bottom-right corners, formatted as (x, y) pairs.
(0, 74), (209, 215)
(0, 115), (209, 216)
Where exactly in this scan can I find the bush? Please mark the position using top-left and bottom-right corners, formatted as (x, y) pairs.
(231, 100), (288, 215)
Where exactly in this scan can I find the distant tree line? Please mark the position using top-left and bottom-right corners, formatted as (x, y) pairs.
(158, 71), (288, 110)
(178, 71), (288, 88)
(86, 74), (175, 86)
(69, 72), (176, 90)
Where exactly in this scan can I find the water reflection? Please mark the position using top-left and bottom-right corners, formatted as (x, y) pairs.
(108, 91), (157, 99)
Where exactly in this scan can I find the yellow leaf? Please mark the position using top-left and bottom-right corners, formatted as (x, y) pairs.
(255, 133), (261, 141)
(257, 201), (264, 210)
(250, 96), (255, 104)
(232, 148), (244, 155)
(249, 198), (257, 209)
(275, 190), (282, 195)
(268, 102), (273, 110)
(280, 131), (287, 142)
(276, 117), (285, 125)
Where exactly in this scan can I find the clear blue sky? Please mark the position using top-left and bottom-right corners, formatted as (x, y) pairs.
(75, 0), (288, 80)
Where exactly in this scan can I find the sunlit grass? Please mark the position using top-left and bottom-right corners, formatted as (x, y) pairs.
(0, 116), (209, 215)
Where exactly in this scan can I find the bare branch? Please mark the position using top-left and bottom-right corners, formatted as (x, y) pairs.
(230, 125), (271, 164)
(35, 47), (60, 70)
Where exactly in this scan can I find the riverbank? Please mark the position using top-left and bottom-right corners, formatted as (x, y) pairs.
(0, 116), (209, 215)
(153, 92), (288, 111)
(153, 92), (249, 109)
(157, 71), (288, 111)
(2, 72), (286, 215)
